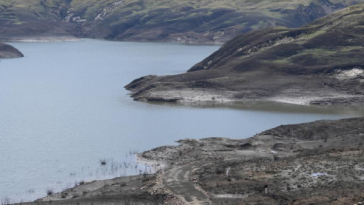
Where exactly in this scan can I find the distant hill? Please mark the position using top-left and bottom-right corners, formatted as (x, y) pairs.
(126, 4), (364, 106)
(0, 43), (23, 58)
(0, 0), (363, 43)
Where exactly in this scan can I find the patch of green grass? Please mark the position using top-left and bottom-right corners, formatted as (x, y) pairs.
(340, 46), (364, 52)
(251, 21), (270, 30)
(271, 59), (293, 64)
(269, 48), (337, 66)
(300, 48), (337, 56)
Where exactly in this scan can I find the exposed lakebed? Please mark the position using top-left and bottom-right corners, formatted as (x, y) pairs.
(0, 39), (363, 202)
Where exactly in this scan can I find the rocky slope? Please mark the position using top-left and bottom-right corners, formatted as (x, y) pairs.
(0, 0), (364, 43)
(17, 117), (364, 205)
(126, 4), (364, 106)
(140, 117), (364, 205)
(0, 43), (23, 58)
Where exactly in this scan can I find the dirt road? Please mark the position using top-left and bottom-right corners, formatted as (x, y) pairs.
(162, 163), (211, 205)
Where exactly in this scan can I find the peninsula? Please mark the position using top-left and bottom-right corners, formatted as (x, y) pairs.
(126, 4), (364, 106)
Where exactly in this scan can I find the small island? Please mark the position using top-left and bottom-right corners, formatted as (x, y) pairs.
(0, 43), (23, 59)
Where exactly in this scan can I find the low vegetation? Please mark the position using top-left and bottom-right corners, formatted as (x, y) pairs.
(46, 188), (54, 196)
(0, 197), (11, 205)
(99, 159), (107, 166)
(0, 0), (363, 43)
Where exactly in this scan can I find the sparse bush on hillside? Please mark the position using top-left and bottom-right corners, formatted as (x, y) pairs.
(46, 188), (54, 196)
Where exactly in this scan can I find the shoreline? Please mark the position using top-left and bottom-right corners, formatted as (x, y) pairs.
(20, 117), (364, 205)
(1, 36), (225, 46)
(135, 154), (168, 174)
(130, 89), (364, 107)
(2, 36), (80, 43)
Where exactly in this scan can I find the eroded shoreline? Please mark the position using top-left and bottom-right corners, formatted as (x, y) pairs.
(16, 117), (364, 205)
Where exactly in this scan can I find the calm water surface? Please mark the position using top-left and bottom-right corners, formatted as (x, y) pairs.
(0, 39), (363, 202)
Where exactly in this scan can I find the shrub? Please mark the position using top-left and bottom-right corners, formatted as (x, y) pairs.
(1, 197), (11, 205)
(100, 159), (107, 166)
(46, 188), (54, 196)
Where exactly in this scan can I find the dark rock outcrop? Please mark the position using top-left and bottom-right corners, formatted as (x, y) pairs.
(0, 43), (23, 59)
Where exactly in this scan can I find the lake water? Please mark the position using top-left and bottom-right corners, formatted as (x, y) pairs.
(0, 39), (363, 202)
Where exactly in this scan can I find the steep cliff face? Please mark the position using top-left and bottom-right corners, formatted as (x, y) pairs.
(0, 0), (363, 43)
(125, 4), (364, 106)
(0, 43), (23, 59)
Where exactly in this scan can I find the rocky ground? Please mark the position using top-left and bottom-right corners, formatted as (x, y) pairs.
(126, 72), (364, 106)
(0, 42), (23, 59)
(15, 175), (168, 205)
(140, 117), (364, 205)
(13, 117), (364, 205)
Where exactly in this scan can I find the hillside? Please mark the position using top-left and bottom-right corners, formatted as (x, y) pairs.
(0, 43), (23, 58)
(126, 3), (364, 106)
(0, 0), (364, 43)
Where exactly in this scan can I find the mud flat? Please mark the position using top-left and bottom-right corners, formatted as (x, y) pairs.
(15, 117), (364, 205)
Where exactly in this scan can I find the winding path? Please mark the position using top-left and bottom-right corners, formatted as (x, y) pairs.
(162, 163), (211, 205)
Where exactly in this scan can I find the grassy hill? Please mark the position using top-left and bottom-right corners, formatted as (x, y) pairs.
(126, 3), (364, 106)
(0, 0), (363, 43)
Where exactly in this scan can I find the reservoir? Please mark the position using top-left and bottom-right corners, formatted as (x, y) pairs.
(0, 39), (363, 202)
